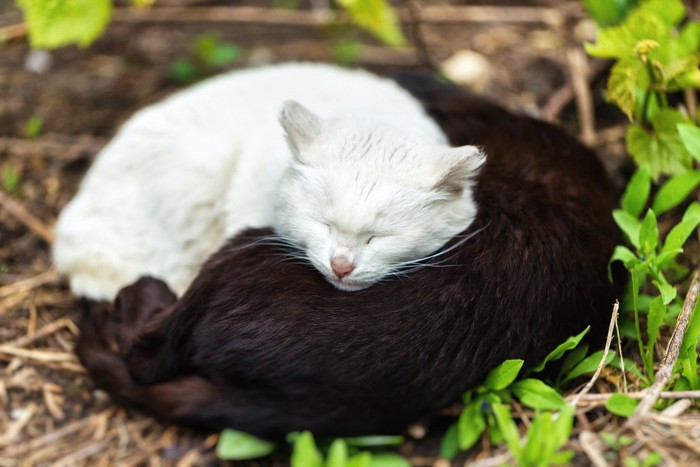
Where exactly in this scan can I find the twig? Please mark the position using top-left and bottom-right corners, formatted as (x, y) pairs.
(0, 134), (107, 161)
(0, 189), (55, 244)
(0, 268), (60, 299)
(402, 5), (571, 25)
(579, 431), (608, 467)
(0, 23), (26, 41)
(685, 88), (698, 123)
(567, 48), (596, 145)
(112, 6), (325, 25)
(571, 301), (619, 407)
(567, 390), (700, 404)
(614, 312), (628, 393)
(405, 0), (438, 72)
(540, 59), (610, 122)
(110, 5), (577, 26)
(660, 399), (692, 417)
(625, 269), (700, 428)
(1, 318), (78, 348)
(0, 409), (114, 458)
(0, 345), (78, 363)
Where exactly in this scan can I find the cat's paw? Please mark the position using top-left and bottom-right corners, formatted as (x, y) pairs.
(111, 277), (177, 358)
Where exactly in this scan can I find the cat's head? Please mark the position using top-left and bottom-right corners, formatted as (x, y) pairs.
(274, 100), (485, 291)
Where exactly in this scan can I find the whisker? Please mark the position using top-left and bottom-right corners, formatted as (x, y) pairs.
(391, 223), (488, 275)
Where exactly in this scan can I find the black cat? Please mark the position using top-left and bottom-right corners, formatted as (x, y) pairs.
(76, 75), (621, 439)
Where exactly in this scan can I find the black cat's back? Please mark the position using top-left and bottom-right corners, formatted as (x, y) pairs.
(76, 76), (620, 438)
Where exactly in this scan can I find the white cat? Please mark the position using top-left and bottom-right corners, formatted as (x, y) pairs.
(53, 62), (484, 300)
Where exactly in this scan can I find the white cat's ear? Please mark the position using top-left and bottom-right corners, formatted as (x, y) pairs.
(432, 146), (486, 196)
(279, 100), (323, 163)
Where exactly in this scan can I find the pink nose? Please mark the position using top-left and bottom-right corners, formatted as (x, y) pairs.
(331, 256), (355, 279)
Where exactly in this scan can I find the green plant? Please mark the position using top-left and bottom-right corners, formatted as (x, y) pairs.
(215, 429), (408, 466)
(493, 404), (575, 466)
(169, 32), (243, 83)
(25, 114), (43, 139)
(16, 0), (404, 51)
(586, 0), (700, 178)
(586, 0), (700, 391)
(335, 0), (404, 47)
(440, 327), (589, 459)
(2, 164), (22, 197)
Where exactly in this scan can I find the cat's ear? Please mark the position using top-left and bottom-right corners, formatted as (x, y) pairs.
(279, 100), (323, 163)
(431, 146), (486, 196)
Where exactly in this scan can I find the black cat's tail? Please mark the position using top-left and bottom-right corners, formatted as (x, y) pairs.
(75, 280), (246, 432)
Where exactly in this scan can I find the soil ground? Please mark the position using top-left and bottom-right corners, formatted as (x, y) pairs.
(1, 1), (692, 465)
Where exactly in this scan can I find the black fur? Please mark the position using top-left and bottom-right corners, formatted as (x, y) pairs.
(76, 76), (621, 439)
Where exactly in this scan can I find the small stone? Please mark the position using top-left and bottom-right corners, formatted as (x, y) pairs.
(440, 50), (491, 90)
(24, 49), (53, 74)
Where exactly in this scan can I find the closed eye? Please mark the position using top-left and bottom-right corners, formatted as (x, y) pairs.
(366, 236), (375, 245)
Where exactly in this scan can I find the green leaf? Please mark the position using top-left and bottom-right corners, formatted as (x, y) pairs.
(646, 296), (666, 348)
(366, 453), (411, 467)
(613, 210), (642, 249)
(681, 299), (700, 355)
(652, 275), (676, 304)
(333, 39), (362, 67)
(565, 350), (615, 381)
(678, 124), (700, 161)
(627, 109), (693, 180)
(611, 355), (647, 381)
(606, 59), (646, 121)
(483, 359), (524, 390)
(491, 403), (521, 457)
(610, 245), (641, 272)
(552, 405), (575, 445)
(560, 343), (589, 375)
(335, 0), (405, 46)
(676, 22), (700, 58)
(2, 164), (22, 197)
(521, 412), (553, 465)
(344, 436), (404, 447)
(652, 170), (700, 215)
(347, 452), (372, 467)
(638, 209), (658, 257)
(25, 114), (43, 139)
(605, 393), (639, 417)
(17, 0), (112, 49)
(457, 399), (486, 450)
(583, 0), (634, 27)
(531, 326), (590, 372)
(638, 0), (685, 26)
(208, 44), (243, 67)
(169, 59), (198, 83)
(584, 10), (667, 59)
(622, 166), (652, 216)
(216, 429), (276, 460)
(291, 431), (323, 467)
(510, 379), (567, 410)
(439, 422), (459, 460)
(662, 202), (700, 253)
(327, 439), (349, 467)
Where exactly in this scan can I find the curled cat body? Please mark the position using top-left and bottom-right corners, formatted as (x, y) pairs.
(54, 63), (484, 300)
(76, 75), (622, 438)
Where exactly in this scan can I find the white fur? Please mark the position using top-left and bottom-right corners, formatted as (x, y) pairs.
(53, 62), (484, 300)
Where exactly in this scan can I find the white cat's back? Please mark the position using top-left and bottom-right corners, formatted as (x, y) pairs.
(54, 63), (445, 300)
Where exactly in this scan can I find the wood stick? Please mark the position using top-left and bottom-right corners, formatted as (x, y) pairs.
(567, 48), (596, 145)
(0, 189), (55, 244)
(108, 5), (574, 26)
(0, 268), (60, 299)
(625, 269), (700, 428)
(1, 318), (78, 348)
(568, 390), (700, 404)
(570, 301), (619, 407)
